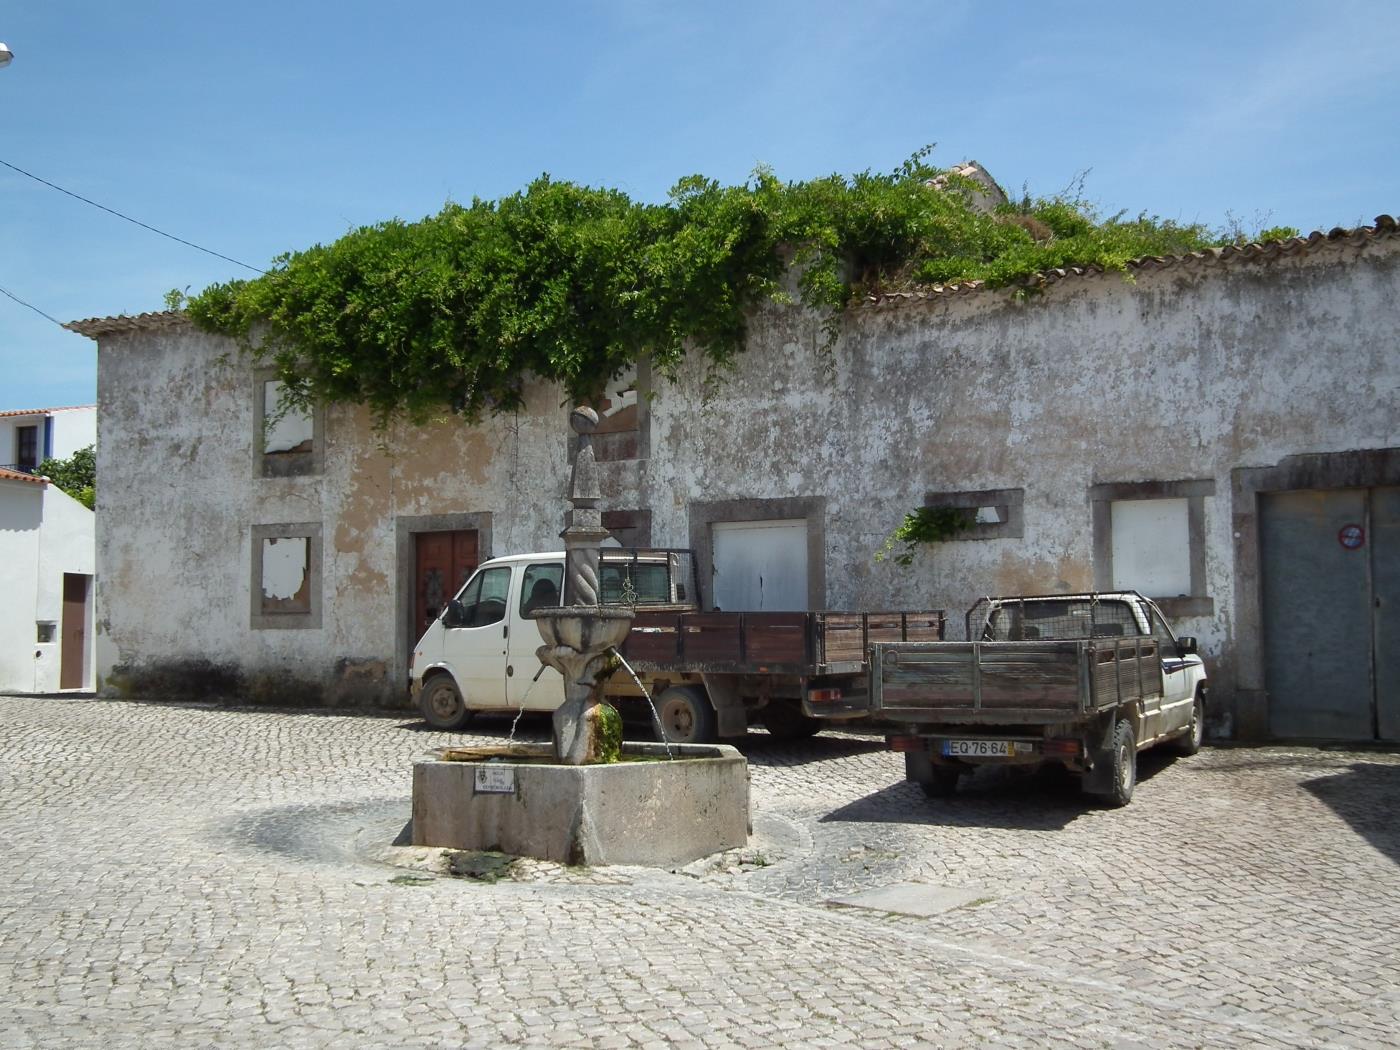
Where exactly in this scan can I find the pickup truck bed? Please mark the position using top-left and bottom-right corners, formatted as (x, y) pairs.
(872, 637), (1164, 723)
(621, 610), (946, 675)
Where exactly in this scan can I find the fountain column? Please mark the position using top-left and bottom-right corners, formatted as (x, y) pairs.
(530, 407), (635, 764)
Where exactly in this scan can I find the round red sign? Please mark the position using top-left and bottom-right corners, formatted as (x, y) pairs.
(1338, 524), (1365, 550)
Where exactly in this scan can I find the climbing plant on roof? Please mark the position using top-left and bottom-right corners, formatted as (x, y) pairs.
(186, 148), (1283, 425)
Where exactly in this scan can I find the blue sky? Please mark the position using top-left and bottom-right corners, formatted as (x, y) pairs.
(2, 1), (1397, 412)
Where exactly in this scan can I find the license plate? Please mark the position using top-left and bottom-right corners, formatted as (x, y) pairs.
(942, 739), (1029, 758)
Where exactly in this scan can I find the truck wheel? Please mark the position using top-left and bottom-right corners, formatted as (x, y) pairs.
(420, 675), (470, 731)
(1173, 690), (1205, 756)
(905, 751), (960, 798)
(760, 701), (821, 740)
(1104, 719), (1136, 807)
(655, 686), (718, 745)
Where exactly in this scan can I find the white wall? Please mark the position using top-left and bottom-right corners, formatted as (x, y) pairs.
(33, 483), (96, 691)
(0, 480), (43, 691)
(48, 406), (97, 461)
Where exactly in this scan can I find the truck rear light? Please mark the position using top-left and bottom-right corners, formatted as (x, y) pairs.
(887, 735), (924, 753)
(807, 688), (843, 703)
(1042, 738), (1081, 757)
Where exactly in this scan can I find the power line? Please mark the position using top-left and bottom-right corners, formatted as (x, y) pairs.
(0, 282), (66, 328)
(0, 157), (268, 275)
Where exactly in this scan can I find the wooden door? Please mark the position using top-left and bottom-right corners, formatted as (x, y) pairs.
(412, 530), (479, 650)
(60, 573), (89, 689)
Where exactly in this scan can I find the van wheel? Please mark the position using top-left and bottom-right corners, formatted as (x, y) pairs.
(420, 675), (470, 730)
(1103, 719), (1136, 807)
(760, 701), (821, 740)
(1174, 690), (1205, 756)
(655, 686), (718, 744)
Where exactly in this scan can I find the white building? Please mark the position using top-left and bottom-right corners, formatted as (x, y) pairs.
(66, 218), (1400, 740)
(0, 405), (96, 474)
(0, 467), (96, 692)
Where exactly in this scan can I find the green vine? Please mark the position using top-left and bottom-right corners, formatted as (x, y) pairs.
(875, 506), (977, 566)
(185, 148), (1284, 426)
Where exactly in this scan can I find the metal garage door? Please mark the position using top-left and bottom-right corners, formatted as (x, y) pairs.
(1261, 486), (1400, 740)
(711, 519), (808, 611)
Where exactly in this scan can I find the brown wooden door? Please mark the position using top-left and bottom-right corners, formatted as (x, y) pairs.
(61, 573), (89, 689)
(412, 530), (479, 650)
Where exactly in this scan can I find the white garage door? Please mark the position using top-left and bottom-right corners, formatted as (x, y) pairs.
(711, 519), (809, 611)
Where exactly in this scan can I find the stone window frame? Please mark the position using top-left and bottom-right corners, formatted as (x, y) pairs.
(1090, 479), (1214, 618)
(585, 360), (652, 464)
(687, 496), (826, 611)
(602, 509), (653, 548)
(253, 368), (325, 479)
(922, 487), (1025, 540)
(250, 522), (323, 630)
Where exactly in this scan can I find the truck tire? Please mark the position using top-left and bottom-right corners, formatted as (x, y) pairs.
(905, 751), (961, 799)
(760, 700), (821, 740)
(1173, 689), (1205, 756)
(420, 674), (471, 731)
(655, 686), (718, 745)
(1104, 719), (1136, 807)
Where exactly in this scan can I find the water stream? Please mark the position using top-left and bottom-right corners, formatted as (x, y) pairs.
(610, 647), (676, 760)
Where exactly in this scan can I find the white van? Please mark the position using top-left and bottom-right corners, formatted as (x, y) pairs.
(409, 550), (691, 732)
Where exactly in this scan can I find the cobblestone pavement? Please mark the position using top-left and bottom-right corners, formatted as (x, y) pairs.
(3, 695), (1399, 1048)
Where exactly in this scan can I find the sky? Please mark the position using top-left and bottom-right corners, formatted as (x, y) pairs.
(2, 0), (1397, 412)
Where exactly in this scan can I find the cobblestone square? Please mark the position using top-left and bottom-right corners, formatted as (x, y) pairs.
(3, 694), (1398, 1047)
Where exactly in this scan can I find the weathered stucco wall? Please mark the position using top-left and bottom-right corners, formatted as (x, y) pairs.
(93, 233), (1400, 730)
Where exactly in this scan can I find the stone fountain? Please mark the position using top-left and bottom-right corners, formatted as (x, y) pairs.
(410, 407), (748, 866)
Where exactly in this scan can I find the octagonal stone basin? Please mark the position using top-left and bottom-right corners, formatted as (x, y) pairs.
(530, 605), (634, 653)
(411, 741), (749, 867)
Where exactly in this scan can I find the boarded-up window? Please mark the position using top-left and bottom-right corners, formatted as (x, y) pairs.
(1110, 498), (1191, 596)
(263, 380), (314, 454)
(261, 535), (311, 613)
(251, 523), (322, 629)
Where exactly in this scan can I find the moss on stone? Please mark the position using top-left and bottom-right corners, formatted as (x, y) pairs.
(593, 702), (623, 765)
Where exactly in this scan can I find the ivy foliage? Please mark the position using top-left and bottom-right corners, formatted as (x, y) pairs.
(875, 505), (977, 566)
(37, 444), (96, 510)
(187, 149), (1283, 424)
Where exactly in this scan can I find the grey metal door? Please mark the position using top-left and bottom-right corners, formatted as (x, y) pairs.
(1261, 486), (1398, 740)
(1374, 487), (1400, 739)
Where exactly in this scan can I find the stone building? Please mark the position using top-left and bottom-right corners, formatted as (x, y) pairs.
(67, 218), (1400, 740)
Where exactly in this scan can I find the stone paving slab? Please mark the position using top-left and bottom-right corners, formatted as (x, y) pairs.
(2, 695), (1398, 1047)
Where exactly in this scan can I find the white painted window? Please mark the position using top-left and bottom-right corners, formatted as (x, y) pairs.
(712, 519), (809, 611)
(1110, 497), (1191, 596)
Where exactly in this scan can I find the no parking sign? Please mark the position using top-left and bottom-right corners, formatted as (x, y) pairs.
(1338, 523), (1366, 550)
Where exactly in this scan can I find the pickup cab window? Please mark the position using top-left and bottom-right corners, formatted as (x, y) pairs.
(983, 599), (1140, 640)
(450, 566), (511, 629)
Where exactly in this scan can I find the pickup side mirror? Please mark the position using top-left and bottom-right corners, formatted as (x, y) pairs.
(1177, 636), (1198, 656)
(442, 599), (467, 629)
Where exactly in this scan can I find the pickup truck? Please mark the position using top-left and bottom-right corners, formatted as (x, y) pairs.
(409, 547), (945, 744)
(829, 592), (1207, 806)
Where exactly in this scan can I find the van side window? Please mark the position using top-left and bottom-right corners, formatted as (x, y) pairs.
(520, 563), (564, 616)
(453, 566), (510, 629)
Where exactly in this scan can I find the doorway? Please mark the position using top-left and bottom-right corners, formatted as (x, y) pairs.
(1260, 486), (1399, 740)
(412, 530), (479, 654)
(60, 573), (90, 689)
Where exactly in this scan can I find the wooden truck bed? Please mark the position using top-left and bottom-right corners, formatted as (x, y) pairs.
(871, 637), (1163, 723)
(619, 610), (946, 676)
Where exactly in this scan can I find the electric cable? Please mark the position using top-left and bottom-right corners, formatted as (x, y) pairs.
(0, 282), (66, 328)
(0, 157), (268, 275)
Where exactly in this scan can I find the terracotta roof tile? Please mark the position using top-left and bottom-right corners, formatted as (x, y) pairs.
(0, 404), (95, 418)
(0, 467), (46, 486)
(862, 214), (1399, 308)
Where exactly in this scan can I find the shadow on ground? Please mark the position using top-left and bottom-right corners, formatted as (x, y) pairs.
(819, 749), (1179, 831)
(1302, 761), (1400, 868)
(222, 798), (414, 868)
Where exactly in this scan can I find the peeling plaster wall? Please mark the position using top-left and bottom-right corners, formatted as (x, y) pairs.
(94, 237), (1399, 721)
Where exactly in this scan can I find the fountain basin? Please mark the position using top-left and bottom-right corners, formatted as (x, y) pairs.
(411, 741), (749, 866)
